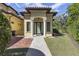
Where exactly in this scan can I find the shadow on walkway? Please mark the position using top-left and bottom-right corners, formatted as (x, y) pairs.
(8, 37), (23, 47)
(3, 48), (45, 56)
(7, 37), (32, 48)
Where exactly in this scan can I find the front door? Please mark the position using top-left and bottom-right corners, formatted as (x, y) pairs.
(33, 22), (43, 35)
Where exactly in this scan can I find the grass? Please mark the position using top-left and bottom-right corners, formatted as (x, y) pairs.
(45, 34), (79, 56)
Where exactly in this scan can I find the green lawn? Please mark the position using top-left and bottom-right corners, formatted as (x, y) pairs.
(45, 34), (79, 56)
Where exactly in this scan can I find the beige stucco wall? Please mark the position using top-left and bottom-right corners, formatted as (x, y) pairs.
(26, 20), (31, 37)
(46, 32), (52, 37)
(3, 13), (24, 35)
(25, 32), (31, 38)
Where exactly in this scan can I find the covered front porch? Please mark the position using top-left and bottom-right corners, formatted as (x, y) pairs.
(24, 17), (52, 38)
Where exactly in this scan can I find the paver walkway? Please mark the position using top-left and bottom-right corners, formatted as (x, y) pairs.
(26, 36), (51, 56)
(8, 37), (32, 49)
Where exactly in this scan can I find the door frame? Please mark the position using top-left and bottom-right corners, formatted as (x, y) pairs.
(33, 22), (43, 36)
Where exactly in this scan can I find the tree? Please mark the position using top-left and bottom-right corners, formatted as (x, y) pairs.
(66, 3), (79, 41)
(53, 13), (68, 33)
(0, 11), (11, 55)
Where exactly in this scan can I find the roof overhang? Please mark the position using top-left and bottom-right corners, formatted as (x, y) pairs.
(49, 12), (57, 16)
(1, 9), (24, 20)
(20, 7), (57, 16)
(2, 3), (19, 15)
(25, 7), (51, 13)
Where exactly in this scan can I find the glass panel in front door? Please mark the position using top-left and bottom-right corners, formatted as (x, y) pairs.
(34, 22), (43, 35)
(37, 23), (41, 34)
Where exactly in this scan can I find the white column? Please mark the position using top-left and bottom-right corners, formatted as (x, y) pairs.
(24, 20), (26, 37)
(31, 20), (33, 37)
(43, 18), (46, 37)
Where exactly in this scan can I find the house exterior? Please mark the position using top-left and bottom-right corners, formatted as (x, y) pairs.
(0, 3), (24, 35)
(3, 12), (24, 35)
(0, 3), (18, 14)
(21, 7), (57, 38)
(0, 3), (57, 38)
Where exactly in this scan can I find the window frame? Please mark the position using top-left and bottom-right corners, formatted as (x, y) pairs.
(27, 22), (30, 32)
(46, 22), (50, 32)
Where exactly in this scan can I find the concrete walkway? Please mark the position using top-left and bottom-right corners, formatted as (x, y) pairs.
(26, 36), (51, 56)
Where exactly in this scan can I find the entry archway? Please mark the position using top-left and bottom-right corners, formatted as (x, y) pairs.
(33, 17), (43, 36)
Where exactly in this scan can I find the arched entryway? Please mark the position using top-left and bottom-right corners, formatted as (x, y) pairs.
(33, 17), (43, 36)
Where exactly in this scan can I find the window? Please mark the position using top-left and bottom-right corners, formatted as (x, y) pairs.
(27, 22), (30, 32)
(11, 22), (14, 24)
(46, 22), (50, 32)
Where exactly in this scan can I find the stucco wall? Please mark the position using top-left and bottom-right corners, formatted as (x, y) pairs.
(24, 20), (32, 37)
(30, 10), (46, 18)
(3, 13), (24, 35)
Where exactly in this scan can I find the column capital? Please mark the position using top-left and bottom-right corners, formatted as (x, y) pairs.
(30, 17), (34, 21)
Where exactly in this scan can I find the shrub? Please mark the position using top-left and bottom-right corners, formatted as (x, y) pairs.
(0, 11), (11, 55)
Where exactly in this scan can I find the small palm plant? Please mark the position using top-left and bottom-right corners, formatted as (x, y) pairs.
(0, 11), (11, 55)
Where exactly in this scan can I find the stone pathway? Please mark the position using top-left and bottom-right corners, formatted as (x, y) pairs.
(26, 36), (52, 56)
(8, 37), (32, 49)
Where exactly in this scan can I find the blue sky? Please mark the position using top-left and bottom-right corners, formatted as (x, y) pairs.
(6, 3), (71, 15)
